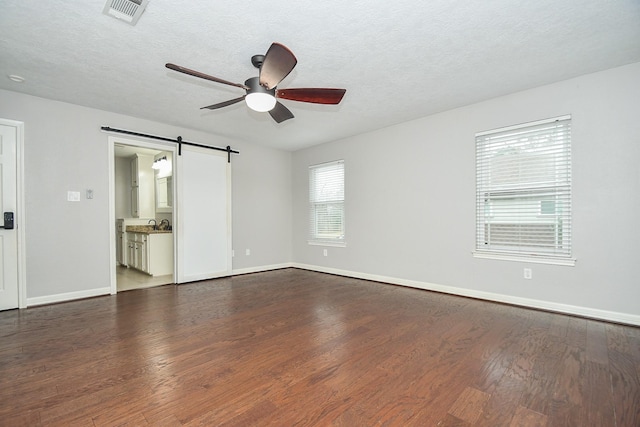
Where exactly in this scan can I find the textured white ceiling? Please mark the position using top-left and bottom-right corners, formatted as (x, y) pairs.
(1, 0), (639, 151)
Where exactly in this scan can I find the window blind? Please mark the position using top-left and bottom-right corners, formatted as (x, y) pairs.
(476, 116), (571, 259)
(309, 160), (345, 244)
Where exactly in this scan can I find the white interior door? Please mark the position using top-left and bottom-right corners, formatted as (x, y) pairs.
(176, 146), (231, 283)
(0, 123), (19, 310)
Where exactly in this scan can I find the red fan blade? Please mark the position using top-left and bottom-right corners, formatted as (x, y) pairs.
(166, 63), (249, 90)
(269, 101), (294, 123)
(276, 88), (346, 105)
(259, 43), (297, 90)
(200, 96), (246, 110)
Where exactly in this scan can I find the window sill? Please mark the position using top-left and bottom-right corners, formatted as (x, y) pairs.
(308, 240), (346, 248)
(473, 251), (576, 266)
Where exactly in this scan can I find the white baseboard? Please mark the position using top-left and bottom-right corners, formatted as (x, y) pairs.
(23, 264), (640, 326)
(25, 264), (291, 307)
(232, 262), (294, 276)
(27, 287), (111, 307)
(292, 263), (640, 326)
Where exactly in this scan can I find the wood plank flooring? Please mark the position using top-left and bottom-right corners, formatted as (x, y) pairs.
(1, 268), (639, 426)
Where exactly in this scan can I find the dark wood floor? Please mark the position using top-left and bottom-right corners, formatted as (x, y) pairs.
(1, 269), (639, 426)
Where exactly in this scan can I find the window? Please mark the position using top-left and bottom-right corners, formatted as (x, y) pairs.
(475, 116), (573, 264)
(309, 160), (345, 245)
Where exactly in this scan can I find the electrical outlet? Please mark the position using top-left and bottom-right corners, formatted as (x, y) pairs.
(524, 268), (532, 279)
(232, 250), (235, 257)
(245, 249), (250, 256)
(323, 249), (328, 257)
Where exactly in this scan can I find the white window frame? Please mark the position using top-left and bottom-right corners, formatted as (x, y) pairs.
(474, 116), (575, 266)
(308, 160), (345, 247)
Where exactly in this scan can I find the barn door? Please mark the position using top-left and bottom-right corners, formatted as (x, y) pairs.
(176, 146), (232, 283)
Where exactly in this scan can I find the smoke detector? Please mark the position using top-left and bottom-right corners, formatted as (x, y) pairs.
(103, 0), (149, 25)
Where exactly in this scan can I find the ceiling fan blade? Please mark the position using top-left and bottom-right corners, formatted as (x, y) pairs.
(259, 43), (297, 90)
(276, 88), (346, 105)
(166, 63), (249, 90)
(200, 96), (246, 110)
(269, 101), (294, 123)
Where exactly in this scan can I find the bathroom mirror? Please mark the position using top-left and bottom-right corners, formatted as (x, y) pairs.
(156, 176), (173, 212)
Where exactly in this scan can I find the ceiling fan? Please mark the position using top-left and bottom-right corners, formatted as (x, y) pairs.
(166, 43), (346, 123)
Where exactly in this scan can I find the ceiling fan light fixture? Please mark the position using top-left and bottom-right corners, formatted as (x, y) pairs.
(245, 92), (276, 112)
(244, 76), (277, 112)
(165, 43), (346, 123)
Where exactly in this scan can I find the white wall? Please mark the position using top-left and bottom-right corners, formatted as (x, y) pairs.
(292, 62), (640, 324)
(230, 141), (293, 272)
(2, 61), (638, 323)
(0, 89), (292, 303)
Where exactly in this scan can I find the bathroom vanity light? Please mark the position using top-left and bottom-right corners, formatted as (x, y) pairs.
(152, 156), (169, 170)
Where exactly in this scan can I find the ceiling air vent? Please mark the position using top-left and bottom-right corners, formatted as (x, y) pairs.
(103, 0), (149, 25)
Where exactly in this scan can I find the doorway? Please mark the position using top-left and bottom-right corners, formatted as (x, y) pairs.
(108, 136), (176, 293)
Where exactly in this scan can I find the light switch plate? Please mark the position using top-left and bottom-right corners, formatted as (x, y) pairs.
(67, 191), (81, 202)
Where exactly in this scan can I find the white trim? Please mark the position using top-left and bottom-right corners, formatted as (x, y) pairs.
(476, 114), (572, 136)
(108, 139), (116, 294)
(308, 159), (344, 170)
(232, 262), (294, 276)
(107, 135), (177, 295)
(472, 251), (576, 266)
(291, 263), (640, 326)
(308, 240), (347, 247)
(16, 121), (26, 309)
(27, 287), (111, 307)
(19, 262), (640, 326)
(24, 265), (294, 306)
(176, 271), (231, 283)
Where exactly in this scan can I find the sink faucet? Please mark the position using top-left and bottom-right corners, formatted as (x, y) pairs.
(148, 219), (157, 230)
